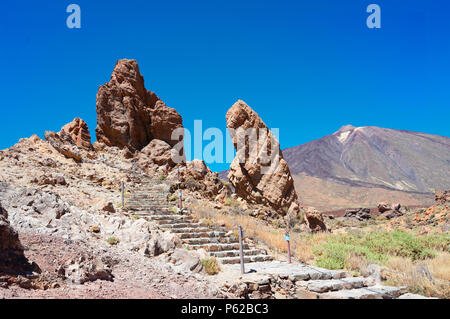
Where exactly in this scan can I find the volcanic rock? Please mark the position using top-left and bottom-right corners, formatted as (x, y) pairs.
(344, 208), (371, 221)
(305, 207), (327, 232)
(0, 202), (37, 276)
(60, 118), (93, 151)
(44, 130), (82, 162)
(226, 100), (298, 215)
(435, 190), (450, 205)
(137, 139), (176, 170)
(95, 59), (184, 155)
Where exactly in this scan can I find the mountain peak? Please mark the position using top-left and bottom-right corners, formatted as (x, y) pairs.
(336, 124), (356, 133)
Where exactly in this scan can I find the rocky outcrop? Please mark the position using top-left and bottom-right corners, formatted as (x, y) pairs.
(45, 130), (82, 162)
(304, 208), (327, 232)
(60, 118), (93, 151)
(0, 202), (37, 276)
(344, 208), (371, 221)
(95, 59), (184, 157)
(137, 139), (176, 171)
(57, 252), (113, 284)
(435, 190), (450, 205)
(226, 100), (298, 214)
(377, 202), (407, 219)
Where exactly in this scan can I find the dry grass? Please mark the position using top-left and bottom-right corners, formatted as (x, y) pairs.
(201, 257), (221, 275)
(384, 253), (450, 298)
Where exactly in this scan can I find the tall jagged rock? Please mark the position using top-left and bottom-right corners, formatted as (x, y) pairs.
(61, 118), (93, 151)
(226, 100), (326, 232)
(95, 59), (184, 156)
(226, 100), (298, 213)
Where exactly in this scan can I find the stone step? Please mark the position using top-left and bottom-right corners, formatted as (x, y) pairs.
(218, 255), (274, 264)
(178, 231), (226, 239)
(299, 277), (370, 293)
(188, 243), (249, 252)
(182, 237), (238, 245)
(171, 227), (227, 234)
(149, 215), (191, 221)
(156, 218), (194, 225)
(320, 285), (408, 299)
(210, 249), (267, 258)
(160, 222), (204, 229)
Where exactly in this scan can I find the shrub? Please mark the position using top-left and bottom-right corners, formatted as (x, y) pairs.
(107, 237), (119, 245)
(159, 174), (165, 181)
(168, 194), (178, 202)
(201, 257), (220, 275)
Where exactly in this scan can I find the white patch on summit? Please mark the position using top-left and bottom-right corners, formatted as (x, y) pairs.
(337, 131), (351, 144)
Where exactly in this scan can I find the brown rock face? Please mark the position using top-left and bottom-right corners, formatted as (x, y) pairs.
(137, 139), (176, 170)
(0, 202), (37, 275)
(304, 208), (327, 232)
(45, 130), (82, 162)
(226, 100), (298, 214)
(61, 118), (93, 151)
(95, 59), (184, 155)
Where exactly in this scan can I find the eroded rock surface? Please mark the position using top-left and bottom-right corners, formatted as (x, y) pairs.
(95, 59), (184, 156)
(61, 118), (93, 151)
(0, 202), (37, 276)
(226, 100), (298, 214)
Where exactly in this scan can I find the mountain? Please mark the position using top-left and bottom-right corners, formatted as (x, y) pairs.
(283, 125), (450, 193)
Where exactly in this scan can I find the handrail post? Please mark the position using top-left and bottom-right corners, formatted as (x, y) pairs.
(121, 181), (125, 209)
(238, 226), (245, 275)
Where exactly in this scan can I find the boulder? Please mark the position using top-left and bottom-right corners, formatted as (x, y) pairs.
(60, 118), (94, 151)
(226, 100), (299, 215)
(57, 253), (113, 284)
(344, 208), (371, 221)
(95, 59), (184, 156)
(305, 207), (327, 233)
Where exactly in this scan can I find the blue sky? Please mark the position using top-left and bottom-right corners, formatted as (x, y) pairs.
(1, 0), (449, 172)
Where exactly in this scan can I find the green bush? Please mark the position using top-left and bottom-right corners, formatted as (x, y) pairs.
(313, 230), (446, 270)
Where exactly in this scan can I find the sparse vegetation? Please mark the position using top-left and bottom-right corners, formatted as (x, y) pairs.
(168, 194), (178, 202)
(201, 257), (220, 275)
(107, 237), (119, 245)
(158, 174), (165, 181)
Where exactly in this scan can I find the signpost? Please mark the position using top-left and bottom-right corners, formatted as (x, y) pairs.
(121, 181), (125, 209)
(238, 226), (245, 275)
(285, 232), (291, 263)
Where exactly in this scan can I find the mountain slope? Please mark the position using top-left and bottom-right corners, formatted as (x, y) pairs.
(283, 125), (450, 194)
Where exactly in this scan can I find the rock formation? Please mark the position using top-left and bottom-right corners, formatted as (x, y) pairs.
(377, 202), (407, 219)
(226, 100), (298, 213)
(61, 118), (93, 151)
(95, 59), (184, 158)
(225, 100), (327, 232)
(0, 202), (37, 276)
(45, 130), (82, 162)
(344, 208), (372, 221)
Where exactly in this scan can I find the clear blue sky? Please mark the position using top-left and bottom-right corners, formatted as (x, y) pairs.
(1, 1), (449, 172)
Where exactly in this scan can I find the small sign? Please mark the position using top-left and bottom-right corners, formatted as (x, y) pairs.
(284, 235), (290, 241)
(178, 190), (182, 197)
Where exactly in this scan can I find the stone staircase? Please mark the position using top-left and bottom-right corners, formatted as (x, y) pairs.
(226, 261), (431, 299)
(124, 179), (274, 265)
